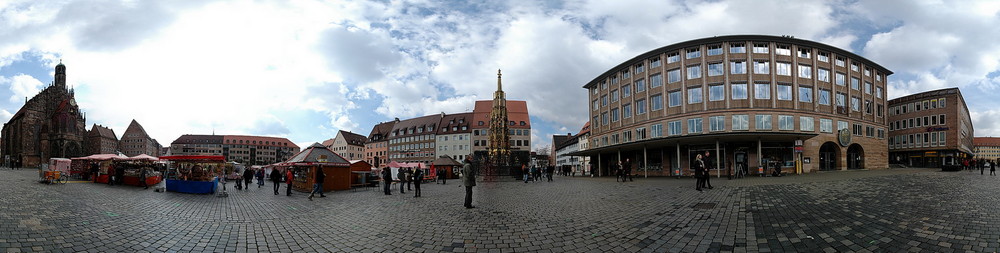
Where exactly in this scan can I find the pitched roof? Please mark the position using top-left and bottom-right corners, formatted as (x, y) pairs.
(577, 121), (590, 136)
(471, 100), (530, 129)
(280, 143), (350, 166)
(122, 119), (150, 139)
(321, 138), (336, 147)
(388, 114), (443, 139)
(437, 112), (473, 134)
(552, 134), (573, 150)
(171, 134), (224, 145)
(367, 121), (396, 142)
(974, 137), (1000, 147)
(431, 156), (462, 166)
(89, 124), (117, 139)
(338, 130), (367, 146)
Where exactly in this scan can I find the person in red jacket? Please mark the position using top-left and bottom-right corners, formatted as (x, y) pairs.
(285, 168), (294, 196)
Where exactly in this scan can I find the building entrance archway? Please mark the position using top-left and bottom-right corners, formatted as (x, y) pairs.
(847, 144), (864, 170)
(819, 142), (839, 171)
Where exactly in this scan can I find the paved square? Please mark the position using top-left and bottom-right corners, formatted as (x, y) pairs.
(1, 168), (998, 252)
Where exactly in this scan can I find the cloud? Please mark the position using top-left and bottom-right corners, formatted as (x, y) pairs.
(1, 73), (43, 103)
(317, 26), (402, 83)
(250, 115), (290, 136)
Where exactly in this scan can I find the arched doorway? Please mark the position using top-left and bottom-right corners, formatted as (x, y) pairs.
(819, 142), (839, 171)
(847, 144), (864, 170)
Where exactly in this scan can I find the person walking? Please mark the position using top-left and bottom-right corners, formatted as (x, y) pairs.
(269, 168), (282, 195)
(545, 165), (554, 182)
(624, 158), (633, 182)
(405, 168), (413, 191)
(90, 163), (99, 182)
(308, 168), (325, 200)
(523, 166), (531, 183)
(256, 169), (265, 188)
(437, 169), (446, 185)
(287, 168), (296, 196)
(412, 168), (423, 197)
(382, 168), (393, 195)
(397, 169), (406, 194)
(702, 151), (714, 189)
(107, 164), (116, 186)
(233, 169), (243, 190)
(981, 161), (986, 175)
(462, 157), (476, 209)
(992, 160), (996, 176)
(694, 154), (705, 191)
(243, 168), (254, 190)
(139, 168), (149, 189)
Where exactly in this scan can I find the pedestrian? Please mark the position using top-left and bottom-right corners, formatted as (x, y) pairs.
(397, 169), (406, 194)
(234, 168), (243, 190)
(624, 158), (633, 182)
(462, 157), (476, 209)
(694, 154), (705, 191)
(524, 166), (531, 183)
(545, 165), (554, 182)
(981, 161), (985, 175)
(107, 164), (116, 186)
(256, 168), (265, 188)
(287, 168), (296, 196)
(413, 168), (423, 197)
(992, 160), (997, 176)
(381, 168), (393, 195)
(90, 163), (99, 182)
(437, 169), (447, 185)
(307, 168), (324, 200)
(115, 164), (125, 186)
(243, 168), (254, 190)
(405, 168), (413, 191)
(136, 168), (147, 189)
(703, 151), (714, 189)
(270, 168), (282, 195)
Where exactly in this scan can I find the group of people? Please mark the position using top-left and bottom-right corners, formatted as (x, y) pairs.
(216, 167), (327, 200)
(379, 157), (478, 209)
(692, 151), (715, 191)
(521, 165), (555, 183)
(616, 159), (633, 182)
(965, 159), (997, 176)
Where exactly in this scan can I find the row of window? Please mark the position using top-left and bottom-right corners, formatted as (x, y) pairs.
(437, 134), (470, 141)
(390, 142), (435, 151)
(890, 114), (947, 131)
(595, 41), (885, 92)
(591, 114), (883, 147)
(389, 151), (434, 159)
(889, 132), (947, 150)
(390, 134), (434, 144)
(472, 139), (529, 147)
(890, 98), (946, 116)
(471, 129), (530, 136)
(438, 145), (470, 151)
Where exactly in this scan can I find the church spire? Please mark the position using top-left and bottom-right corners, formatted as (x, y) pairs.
(497, 69), (502, 91)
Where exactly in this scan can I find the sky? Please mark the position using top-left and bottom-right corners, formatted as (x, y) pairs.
(1, 0), (1000, 151)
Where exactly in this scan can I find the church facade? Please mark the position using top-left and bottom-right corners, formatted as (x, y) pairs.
(1, 62), (87, 167)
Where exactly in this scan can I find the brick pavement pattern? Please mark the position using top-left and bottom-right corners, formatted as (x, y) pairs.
(1, 168), (998, 252)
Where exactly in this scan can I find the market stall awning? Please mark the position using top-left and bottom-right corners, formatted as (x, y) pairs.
(71, 154), (126, 161)
(431, 156), (462, 166)
(386, 161), (408, 168)
(127, 154), (159, 161)
(276, 143), (350, 167)
(158, 155), (226, 162)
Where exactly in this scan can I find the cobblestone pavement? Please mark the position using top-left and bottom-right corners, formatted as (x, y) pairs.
(2, 167), (999, 252)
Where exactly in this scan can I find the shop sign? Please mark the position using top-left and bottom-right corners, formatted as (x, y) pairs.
(838, 129), (851, 147)
(794, 146), (803, 152)
(926, 127), (949, 132)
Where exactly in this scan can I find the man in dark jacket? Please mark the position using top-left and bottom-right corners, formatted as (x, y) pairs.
(309, 168), (325, 200)
(397, 169), (406, 194)
(243, 168), (254, 189)
(462, 157), (476, 209)
(381, 168), (392, 195)
(269, 169), (282, 195)
(412, 168), (423, 197)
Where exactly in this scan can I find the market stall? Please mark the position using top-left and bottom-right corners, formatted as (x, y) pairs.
(70, 154), (125, 183)
(278, 143), (351, 192)
(117, 154), (162, 187)
(348, 160), (375, 186)
(431, 156), (462, 180)
(160, 155), (226, 194)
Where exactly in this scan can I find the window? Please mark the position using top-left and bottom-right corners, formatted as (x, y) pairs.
(707, 45), (722, 56)
(601, 95), (607, 107)
(818, 89), (830, 105)
(636, 79), (646, 92)
(611, 108), (619, 122)
(649, 74), (661, 88)
(732, 83), (748, 99)
(667, 69), (681, 83)
(622, 104), (632, 119)
(753, 43), (769, 53)
(649, 57), (661, 68)
(687, 65), (702, 79)
(732, 115), (749, 130)
(875, 87), (883, 99)
(730, 43), (746, 53)
(778, 115), (794, 130)
(838, 121), (848, 131)
(668, 121), (682, 136)
(865, 100), (872, 114)
(939, 98), (946, 108)
(601, 112), (608, 125)
(836, 57), (845, 67)
(776, 62), (791, 76)
(688, 87), (703, 104)
(798, 48), (811, 58)
(820, 119), (832, 133)
(635, 128), (646, 140)
(688, 118), (703, 133)
(939, 132), (945, 145)
(651, 124), (663, 138)
(755, 115), (772, 130)
(754, 83), (771, 99)
(851, 97), (860, 111)
(851, 77), (860, 90)
(731, 61), (746, 74)
(775, 45), (791, 55)
(686, 48), (701, 59)
(636, 99), (646, 115)
(622, 84), (631, 98)
(798, 65), (812, 78)
(800, 116), (814, 131)
(634, 63), (644, 74)
(836, 92), (846, 107)
(610, 90), (618, 102)
(708, 62), (724, 76)
(754, 61), (770, 74)
(709, 85), (724, 101)
(777, 84), (792, 101)
(667, 52), (679, 63)
(865, 82), (872, 94)
(798, 87), (813, 102)
(651, 94), (664, 110)
(851, 62), (859, 72)
(817, 68), (829, 82)
(611, 75), (618, 84)
(835, 72), (846, 86)
(710, 116), (725, 132)
(876, 73), (882, 82)
(818, 52), (829, 62)
(940, 114), (945, 124)
(668, 91), (681, 107)
(864, 68), (871, 77)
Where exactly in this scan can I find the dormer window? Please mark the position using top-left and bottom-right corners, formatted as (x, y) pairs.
(520, 121), (526, 126)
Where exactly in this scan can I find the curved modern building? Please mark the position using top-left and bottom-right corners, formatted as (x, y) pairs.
(571, 35), (892, 177)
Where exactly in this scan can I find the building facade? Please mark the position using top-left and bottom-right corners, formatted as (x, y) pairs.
(572, 35), (892, 176)
(324, 130), (366, 161)
(365, 121), (395, 168)
(554, 134), (579, 171)
(435, 112), (473, 162)
(974, 137), (1000, 161)
(387, 114), (441, 164)
(86, 124), (118, 155)
(1, 62), (87, 167)
(471, 100), (531, 155)
(119, 119), (161, 157)
(169, 134), (300, 165)
(575, 122), (591, 175)
(888, 88), (973, 168)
